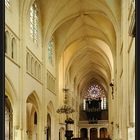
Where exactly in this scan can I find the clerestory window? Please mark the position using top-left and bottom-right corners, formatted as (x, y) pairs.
(48, 37), (55, 66)
(29, 1), (38, 43)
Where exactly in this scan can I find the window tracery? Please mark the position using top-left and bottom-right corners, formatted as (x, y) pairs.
(83, 84), (107, 110)
(48, 37), (55, 66)
(30, 1), (38, 43)
(84, 84), (105, 99)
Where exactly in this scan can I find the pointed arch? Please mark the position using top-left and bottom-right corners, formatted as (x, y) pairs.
(46, 101), (55, 140)
(59, 127), (65, 140)
(47, 101), (55, 115)
(5, 75), (17, 107)
(5, 75), (16, 140)
(26, 91), (41, 140)
(26, 90), (41, 112)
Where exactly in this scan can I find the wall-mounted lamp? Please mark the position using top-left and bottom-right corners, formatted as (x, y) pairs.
(63, 88), (69, 93)
(110, 82), (114, 99)
(44, 126), (48, 134)
(111, 121), (114, 125)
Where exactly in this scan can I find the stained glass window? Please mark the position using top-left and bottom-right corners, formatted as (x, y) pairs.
(83, 84), (107, 110)
(84, 84), (105, 99)
(30, 1), (38, 43)
(48, 37), (55, 65)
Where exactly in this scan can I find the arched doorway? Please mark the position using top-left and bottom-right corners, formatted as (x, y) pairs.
(59, 127), (65, 140)
(26, 92), (40, 140)
(47, 113), (51, 140)
(80, 128), (88, 139)
(90, 128), (97, 140)
(26, 103), (38, 140)
(32, 112), (38, 140)
(46, 101), (55, 140)
(5, 96), (13, 140)
(100, 128), (107, 138)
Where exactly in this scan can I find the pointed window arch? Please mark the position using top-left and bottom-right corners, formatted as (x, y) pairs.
(29, 0), (39, 43)
(11, 38), (17, 60)
(48, 37), (55, 66)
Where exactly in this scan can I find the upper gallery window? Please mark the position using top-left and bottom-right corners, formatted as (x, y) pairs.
(48, 37), (55, 65)
(29, 1), (38, 43)
(5, 0), (10, 8)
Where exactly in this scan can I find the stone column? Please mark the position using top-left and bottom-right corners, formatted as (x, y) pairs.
(97, 128), (100, 138)
(88, 128), (90, 140)
(78, 128), (80, 138)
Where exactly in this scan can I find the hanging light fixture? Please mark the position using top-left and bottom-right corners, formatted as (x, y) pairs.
(56, 88), (75, 114)
(56, 52), (75, 115)
(56, 51), (75, 140)
(56, 104), (75, 114)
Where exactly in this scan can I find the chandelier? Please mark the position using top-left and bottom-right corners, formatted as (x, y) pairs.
(57, 104), (75, 114)
(56, 88), (75, 114)
(56, 52), (75, 115)
(56, 49), (75, 140)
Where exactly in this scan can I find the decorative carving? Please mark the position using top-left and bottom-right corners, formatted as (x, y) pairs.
(110, 82), (114, 99)
(44, 126), (48, 134)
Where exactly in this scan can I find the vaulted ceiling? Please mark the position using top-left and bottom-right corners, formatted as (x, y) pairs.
(33, 0), (121, 98)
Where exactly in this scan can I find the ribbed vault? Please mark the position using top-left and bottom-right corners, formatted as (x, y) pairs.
(43, 0), (121, 100)
(25, 0), (121, 101)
